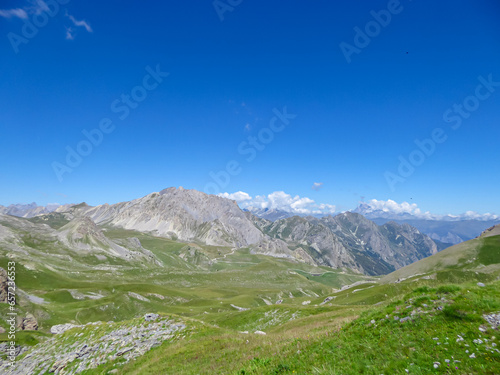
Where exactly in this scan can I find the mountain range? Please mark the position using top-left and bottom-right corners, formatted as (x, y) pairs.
(5, 194), (497, 247)
(243, 202), (500, 246)
(1, 188), (500, 374)
(0, 187), (442, 276)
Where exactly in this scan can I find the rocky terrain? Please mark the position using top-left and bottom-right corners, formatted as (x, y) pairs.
(254, 212), (438, 275)
(0, 207), (498, 374)
(0, 213), (160, 265)
(353, 202), (500, 245)
(0, 204), (75, 219)
(0, 188), (441, 276)
(0, 314), (187, 374)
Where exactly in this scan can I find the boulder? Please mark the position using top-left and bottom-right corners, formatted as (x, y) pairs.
(0, 267), (10, 303)
(51, 323), (80, 334)
(144, 313), (159, 322)
(17, 313), (38, 331)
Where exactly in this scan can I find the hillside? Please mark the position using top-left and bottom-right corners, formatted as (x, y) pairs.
(381, 224), (500, 284)
(1, 229), (499, 374)
(2, 191), (497, 374)
(36, 187), (439, 276)
(256, 212), (437, 276)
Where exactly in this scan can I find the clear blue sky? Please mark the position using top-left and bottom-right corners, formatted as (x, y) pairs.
(1, 0), (499, 215)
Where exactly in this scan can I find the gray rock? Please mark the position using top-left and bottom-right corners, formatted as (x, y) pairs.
(320, 296), (335, 305)
(51, 323), (81, 335)
(17, 313), (38, 331)
(0, 267), (10, 303)
(144, 313), (159, 321)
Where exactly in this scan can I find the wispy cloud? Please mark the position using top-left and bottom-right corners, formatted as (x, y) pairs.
(0, 8), (28, 19)
(67, 14), (92, 33)
(0, 0), (51, 19)
(311, 182), (323, 191)
(65, 27), (75, 40)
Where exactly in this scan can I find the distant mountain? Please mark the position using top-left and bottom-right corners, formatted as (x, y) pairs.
(353, 202), (500, 222)
(1, 188), (440, 276)
(381, 223), (500, 284)
(0, 213), (158, 264)
(243, 207), (295, 221)
(0, 202), (75, 218)
(253, 212), (438, 276)
(348, 203), (500, 245)
(247, 202), (499, 246)
(63, 187), (296, 261)
(368, 217), (500, 245)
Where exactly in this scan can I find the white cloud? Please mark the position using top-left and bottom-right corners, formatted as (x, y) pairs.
(311, 182), (323, 191)
(65, 14), (92, 39)
(220, 190), (336, 215)
(0, 8), (28, 19)
(364, 199), (424, 216)
(68, 14), (92, 32)
(218, 191), (252, 203)
(0, 1), (51, 19)
(65, 27), (74, 40)
(458, 211), (500, 221)
(359, 199), (499, 221)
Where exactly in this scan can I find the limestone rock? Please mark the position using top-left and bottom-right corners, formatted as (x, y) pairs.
(17, 313), (38, 331)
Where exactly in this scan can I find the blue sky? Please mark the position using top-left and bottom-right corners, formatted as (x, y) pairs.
(0, 0), (499, 217)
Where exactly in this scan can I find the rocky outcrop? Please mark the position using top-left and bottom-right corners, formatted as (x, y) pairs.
(258, 212), (438, 275)
(0, 267), (9, 303)
(0, 188), (440, 276)
(1, 315), (187, 375)
(75, 187), (266, 248)
(17, 313), (38, 331)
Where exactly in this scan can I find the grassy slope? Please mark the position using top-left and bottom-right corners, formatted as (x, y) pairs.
(380, 234), (500, 284)
(1, 223), (500, 374)
(82, 233), (500, 374)
(84, 281), (500, 375)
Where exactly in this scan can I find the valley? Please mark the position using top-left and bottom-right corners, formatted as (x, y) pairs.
(0, 188), (499, 374)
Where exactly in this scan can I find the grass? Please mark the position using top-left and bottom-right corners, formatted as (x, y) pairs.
(2, 219), (500, 374)
(80, 281), (500, 374)
(478, 235), (500, 265)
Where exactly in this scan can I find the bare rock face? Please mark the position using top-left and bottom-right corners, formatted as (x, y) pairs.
(57, 217), (161, 262)
(36, 187), (439, 276)
(17, 313), (38, 331)
(256, 212), (438, 276)
(0, 267), (9, 303)
(78, 187), (266, 248)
